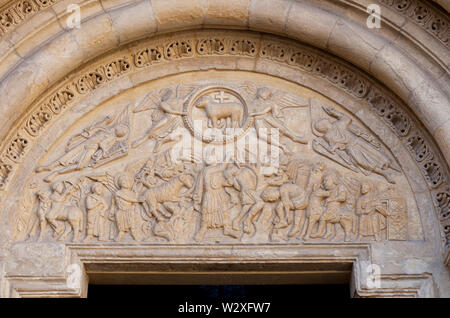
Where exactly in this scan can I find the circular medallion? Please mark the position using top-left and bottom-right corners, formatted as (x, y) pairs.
(183, 87), (253, 144)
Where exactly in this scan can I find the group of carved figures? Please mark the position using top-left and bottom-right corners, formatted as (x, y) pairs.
(17, 84), (407, 243)
(23, 148), (406, 243)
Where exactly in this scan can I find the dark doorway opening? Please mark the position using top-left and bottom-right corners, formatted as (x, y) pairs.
(88, 284), (350, 300)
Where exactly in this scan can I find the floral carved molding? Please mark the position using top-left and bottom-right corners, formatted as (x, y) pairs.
(0, 30), (448, 263)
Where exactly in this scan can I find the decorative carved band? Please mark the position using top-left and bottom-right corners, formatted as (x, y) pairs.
(0, 0), (57, 36)
(0, 30), (448, 253)
(75, 57), (130, 94)
(380, 0), (449, 48)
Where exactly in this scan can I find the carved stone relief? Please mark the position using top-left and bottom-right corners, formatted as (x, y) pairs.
(35, 106), (131, 182)
(11, 80), (417, 246)
(0, 30), (446, 262)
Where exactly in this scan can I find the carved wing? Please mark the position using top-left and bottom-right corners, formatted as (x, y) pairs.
(175, 84), (201, 100)
(273, 91), (309, 110)
(339, 175), (361, 199)
(87, 172), (117, 194)
(134, 90), (164, 113)
(114, 105), (130, 128)
(237, 82), (259, 102)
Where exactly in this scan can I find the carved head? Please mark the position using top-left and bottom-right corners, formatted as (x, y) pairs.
(262, 187), (280, 202)
(92, 182), (104, 196)
(361, 182), (371, 194)
(52, 182), (65, 194)
(314, 118), (332, 134)
(114, 124), (129, 138)
(256, 87), (272, 101)
(223, 165), (239, 186)
(312, 162), (325, 174)
(160, 88), (173, 102)
(37, 190), (50, 201)
(323, 174), (336, 190)
(196, 96), (212, 109)
(180, 174), (195, 188)
(278, 154), (291, 171)
(118, 174), (132, 190)
(204, 147), (217, 166)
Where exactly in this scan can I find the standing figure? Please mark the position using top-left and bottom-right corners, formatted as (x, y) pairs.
(44, 182), (69, 238)
(313, 106), (400, 183)
(302, 184), (330, 241)
(84, 183), (108, 243)
(312, 174), (356, 241)
(111, 174), (141, 242)
(193, 154), (238, 242)
(356, 182), (387, 242)
(249, 87), (308, 153)
(36, 190), (52, 242)
(224, 165), (262, 233)
(289, 163), (325, 238)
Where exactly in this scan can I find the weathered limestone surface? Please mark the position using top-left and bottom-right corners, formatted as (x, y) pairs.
(0, 1), (448, 298)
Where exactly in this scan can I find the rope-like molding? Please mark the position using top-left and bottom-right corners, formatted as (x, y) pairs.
(0, 30), (448, 263)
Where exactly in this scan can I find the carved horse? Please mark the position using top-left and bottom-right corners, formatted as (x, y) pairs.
(140, 173), (195, 221)
(46, 204), (84, 242)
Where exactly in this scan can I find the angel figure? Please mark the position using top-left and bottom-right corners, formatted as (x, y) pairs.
(312, 106), (401, 183)
(36, 107), (130, 182)
(88, 173), (141, 242)
(132, 85), (198, 151)
(245, 86), (309, 153)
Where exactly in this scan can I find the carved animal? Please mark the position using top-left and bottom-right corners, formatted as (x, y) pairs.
(140, 174), (195, 221)
(196, 96), (244, 128)
(274, 183), (307, 229)
(46, 205), (84, 242)
(325, 208), (357, 242)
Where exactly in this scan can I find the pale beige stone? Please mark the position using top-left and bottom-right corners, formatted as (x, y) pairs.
(100, 0), (139, 11)
(204, 0), (249, 27)
(51, 0), (105, 26)
(248, 0), (291, 33)
(433, 118), (450, 167)
(150, 0), (204, 31)
(327, 19), (385, 72)
(370, 44), (428, 102)
(108, 0), (157, 44)
(12, 11), (64, 58)
(285, 2), (339, 49)
(409, 79), (450, 136)
(0, 1), (447, 298)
